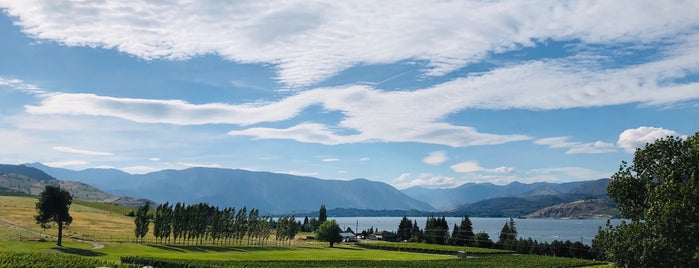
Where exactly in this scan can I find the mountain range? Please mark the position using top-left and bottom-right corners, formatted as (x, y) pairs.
(6, 163), (614, 217)
(24, 163), (433, 214)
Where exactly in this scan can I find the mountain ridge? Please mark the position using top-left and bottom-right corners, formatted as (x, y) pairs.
(24, 163), (434, 214)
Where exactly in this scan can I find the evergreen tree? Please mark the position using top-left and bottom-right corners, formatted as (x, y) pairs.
(35, 185), (73, 247)
(318, 204), (327, 224)
(452, 215), (474, 246)
(396, 216), (412, 241)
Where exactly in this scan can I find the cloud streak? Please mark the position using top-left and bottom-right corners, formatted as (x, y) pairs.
(53, 146), (113, 156)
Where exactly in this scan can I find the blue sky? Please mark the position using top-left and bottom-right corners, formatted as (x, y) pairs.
(0, 1), (697, 189)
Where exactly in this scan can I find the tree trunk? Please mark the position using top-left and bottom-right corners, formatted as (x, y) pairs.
(329, 241), (334, 247)
(57, 223), (63, 247)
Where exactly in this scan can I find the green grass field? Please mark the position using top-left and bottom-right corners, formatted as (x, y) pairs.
(0, 195), (610, 267)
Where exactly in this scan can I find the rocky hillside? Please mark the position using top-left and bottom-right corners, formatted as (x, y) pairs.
(525, 198), (619, 219)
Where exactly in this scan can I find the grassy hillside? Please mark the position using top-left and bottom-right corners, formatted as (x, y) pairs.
(0, 195), (135, 241)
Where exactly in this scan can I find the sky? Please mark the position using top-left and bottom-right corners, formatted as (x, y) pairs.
(0, 1), (697, 189)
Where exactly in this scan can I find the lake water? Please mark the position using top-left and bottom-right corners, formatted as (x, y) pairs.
(324, 217), (620, 245)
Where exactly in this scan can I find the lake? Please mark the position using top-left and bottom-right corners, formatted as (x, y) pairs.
(324, 217), (621, 245)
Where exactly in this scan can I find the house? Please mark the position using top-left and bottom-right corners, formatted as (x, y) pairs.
(339, 232), (357, 242)
(375, 230), (397, 242)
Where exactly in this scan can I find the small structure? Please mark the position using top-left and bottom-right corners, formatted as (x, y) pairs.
(339, 232), (357, 242)
(375, 230), (397, 242)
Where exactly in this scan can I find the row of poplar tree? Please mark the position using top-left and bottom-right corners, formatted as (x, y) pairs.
(133, 202), (299, 245)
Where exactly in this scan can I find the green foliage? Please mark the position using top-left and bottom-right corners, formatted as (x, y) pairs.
(134, 201), (150, 242)
(452, 215), (474, 246)
(597, 133), (699, 267)
(424, 216), (449, 244)
(318, 204), (327, 223)
(0, 251), (116, 268)
(120, 254), (603, 268)
(316, 219), (342, 247)
(355, 241), (512, 255)
(35, 185), (72, 246)
(497, 218), (517, 250)
(473, 231), (493, 249)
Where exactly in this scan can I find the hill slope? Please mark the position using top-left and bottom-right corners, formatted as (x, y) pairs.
(402, 181), (589, 210)
(526, 198), (620, 219)
(0, 164), (149, 207)
(27, 164), (434, 214)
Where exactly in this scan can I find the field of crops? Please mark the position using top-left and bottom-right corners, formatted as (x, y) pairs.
(356, 241), (512, 255)
(120, 254), (605, 268)
(0, 251), (116, 268)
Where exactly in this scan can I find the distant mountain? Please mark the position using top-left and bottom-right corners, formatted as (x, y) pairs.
(447, 193), (587, 217)
(567, 178), (611, 196)
(526, 198), (620, 219)
(402, 180), (589, 210)
(0, 164), (150, 207)
(27, 164), (434, 214)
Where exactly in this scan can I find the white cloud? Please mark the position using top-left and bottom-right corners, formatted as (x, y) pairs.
(392, 173), (461, 189)
(535, 137), (616, 154)
(322, 158), (339, 162)
(617, 126), (682, 153)
(2, 1), (697, 87)
(52, 146), (113, 156)
(121, 165), (159, 174)
(491, 166), (515, 174)
(422, 151), (447, 165)
(44, 160), (88, 167)
(359, 157), (370, 161)
(149, 157), (160, 161)
(176, 162), (221, 168)
(450, 161), (484, 173)
(283, 170), (319, 177)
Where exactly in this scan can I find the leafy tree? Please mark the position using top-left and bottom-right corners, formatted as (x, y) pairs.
(595, 133), (699, 267)
(35, 185), (73, 246)
(473, 231), (493, 248)
(316, 219), (342, 247)
(134, 202), (151, 243)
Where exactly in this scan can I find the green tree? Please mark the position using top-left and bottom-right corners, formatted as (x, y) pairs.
(473, 231), (493, 248)
(316, 219), (342, 247)
(452, 215), (475, 246)
(396, 216), (413, 241)
(134, 201), (151, 243)
(318, 204), (327, 224)
(595, 133), (699, 267)
(497, 218), (517, 250)
(35, 185), (73, 246)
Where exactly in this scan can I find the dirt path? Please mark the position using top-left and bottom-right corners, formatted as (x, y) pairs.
(0, 219), (104, 249)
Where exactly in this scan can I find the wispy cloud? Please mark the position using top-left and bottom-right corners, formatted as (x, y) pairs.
(322, 158), (339, 162)
(52, 146), (113, 156)
(534, 137), (616, 154)
(44, 160), (88, 167)
(450, 161), (514, 174)
(2, 1), (697, 87)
